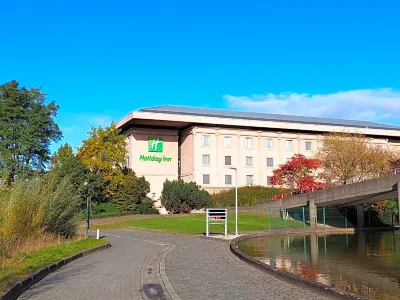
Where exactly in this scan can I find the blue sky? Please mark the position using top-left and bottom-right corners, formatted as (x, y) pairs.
(2, 1), (400, 153)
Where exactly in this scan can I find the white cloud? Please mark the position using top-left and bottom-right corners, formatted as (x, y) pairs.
(224, 89), (400, 124)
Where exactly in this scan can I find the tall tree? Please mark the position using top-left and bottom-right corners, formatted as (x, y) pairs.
(0, 80), (62, 185)
(270, 154), (324, 192)
(50, 143), (106, 207)
(317, 131), (395, 185)
(77, 124), (127, 197)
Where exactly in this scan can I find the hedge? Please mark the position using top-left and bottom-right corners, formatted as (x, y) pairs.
(211, 186), (288, 207)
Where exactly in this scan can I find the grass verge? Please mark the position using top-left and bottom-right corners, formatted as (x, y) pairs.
(0, 238), (108, 294)
(91, 212), (305, 234)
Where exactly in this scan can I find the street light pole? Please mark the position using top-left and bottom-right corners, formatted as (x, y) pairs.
(229, 167), (238, 236)
(86, 194), (91, 238)
(83, 181), (91, 239)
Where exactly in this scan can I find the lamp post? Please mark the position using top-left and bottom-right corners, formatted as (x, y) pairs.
(229, 167), (238, 236)
(84, 181), (91, 238)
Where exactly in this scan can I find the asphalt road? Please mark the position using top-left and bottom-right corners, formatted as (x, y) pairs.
(18, 229), (336, 300)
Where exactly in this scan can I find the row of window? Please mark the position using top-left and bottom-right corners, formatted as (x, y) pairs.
(202, 174), (273, 186)
(202, 135), (313, 151)
(202, 155), (292, 167)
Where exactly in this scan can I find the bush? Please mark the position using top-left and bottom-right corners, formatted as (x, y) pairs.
(160, 179), (212, 214)
(135, 203), (159, 215)
(112, 171), (151, 212)
(0, 173), (79, 239)
(43, 175), (80, 237)
(87, 202), (130, 218)
(211, 186), (286, 207)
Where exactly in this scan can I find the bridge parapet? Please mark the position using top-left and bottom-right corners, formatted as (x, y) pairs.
(256, 173), (400, 209)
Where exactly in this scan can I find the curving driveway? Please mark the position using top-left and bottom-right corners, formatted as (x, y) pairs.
(18, 229), (336, 300)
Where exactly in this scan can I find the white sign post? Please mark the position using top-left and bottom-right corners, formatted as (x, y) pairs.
(206, 208), (228, 237)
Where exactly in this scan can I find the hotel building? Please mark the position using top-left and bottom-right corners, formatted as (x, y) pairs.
(116, 105), (400, 211)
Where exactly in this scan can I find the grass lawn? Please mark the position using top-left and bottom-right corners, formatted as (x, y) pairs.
(0, 238), (108, 294)
(91, 212), (305, 234)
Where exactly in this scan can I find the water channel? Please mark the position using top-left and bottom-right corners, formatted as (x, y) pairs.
(238, 231), (400, 299)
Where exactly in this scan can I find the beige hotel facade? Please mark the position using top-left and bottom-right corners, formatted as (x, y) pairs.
(117, 105), (400, 212)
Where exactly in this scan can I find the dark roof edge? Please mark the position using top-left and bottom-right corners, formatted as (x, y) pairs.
(139, 106), (400, 132)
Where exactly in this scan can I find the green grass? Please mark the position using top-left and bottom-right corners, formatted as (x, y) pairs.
(92, 212), (304, 234)
(0, 238), (108, 293)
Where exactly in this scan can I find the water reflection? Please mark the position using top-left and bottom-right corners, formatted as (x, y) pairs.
(238, 231), (400, 300)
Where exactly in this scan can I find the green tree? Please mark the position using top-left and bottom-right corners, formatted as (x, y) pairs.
(112, 170), (150, 212)
(0, 80), (62, 185)
(77, 124), (127, 197)
(50, 143), (106, 208)
(161, 179), (212, 214)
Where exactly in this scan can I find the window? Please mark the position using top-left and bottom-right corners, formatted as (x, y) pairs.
(246, 175), (254, 185)
(286, 157), (292, 163)
(224, 136), (232, 147)
(267, 176), (272, 186)
(305, 141), (312, 151)
(286, 140), (293, 150)
(266, 157), (274, 168)
(202, 154), (210, 165)
(225, 156), (232, 166)
(246, 156), (253, 167)
(203, 174), (210, 184)
(225, 175), (232, 185)
(266, 139), (273, 149)
(245, 137), (253, 149)
(202, 135), (210, 146)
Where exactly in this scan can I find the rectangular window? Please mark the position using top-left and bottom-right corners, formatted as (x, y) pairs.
(267, 176), (272, 186)
(266, 157), (274, 168)
(286, 140), (293, 150)
(203, 174), (210, 184)
(246, 175), (253, 185)
(266, 139), (273, 149)
(202, 135), (210, 146)
(225, 175), (232, 185)
(246, 156), (253, 167)
(225, 156), (232, 166)
(202, 154), (210, 165)
(245, 137), (253, 149)
(224, 136), (232, 147)
(305, 141), (312, 151)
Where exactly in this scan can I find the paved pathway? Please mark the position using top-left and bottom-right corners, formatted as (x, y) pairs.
(18, 229), (337, 300)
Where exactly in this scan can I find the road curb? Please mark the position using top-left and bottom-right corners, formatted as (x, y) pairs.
(230, 232), (368, 300)
(0, 242), (112, 300)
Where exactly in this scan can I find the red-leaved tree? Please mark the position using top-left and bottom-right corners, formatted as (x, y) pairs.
(270, 154), (325, 196)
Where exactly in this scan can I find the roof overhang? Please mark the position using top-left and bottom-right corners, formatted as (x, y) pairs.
(116, 111), (400, 138)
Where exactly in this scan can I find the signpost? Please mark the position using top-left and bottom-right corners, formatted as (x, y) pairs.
(206, 208), (228, 237)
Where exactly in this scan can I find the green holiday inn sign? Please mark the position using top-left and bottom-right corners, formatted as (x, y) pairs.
(139, 136), (172, 163)
(148, 136), (163, 152)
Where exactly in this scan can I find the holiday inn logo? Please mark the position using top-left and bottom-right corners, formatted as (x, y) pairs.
(139, 136), (171, 163)
(148, 136), (163, 153)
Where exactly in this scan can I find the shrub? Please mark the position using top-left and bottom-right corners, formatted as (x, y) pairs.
(211, 186), (287, 207)
(112, 171), (151, 212)
(87, 202), (130, 218)
(42, 175), (80, 237)
(0, 173), (79, 240)
(135, 203), (159, 215)
(160, 179), (212, 214)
